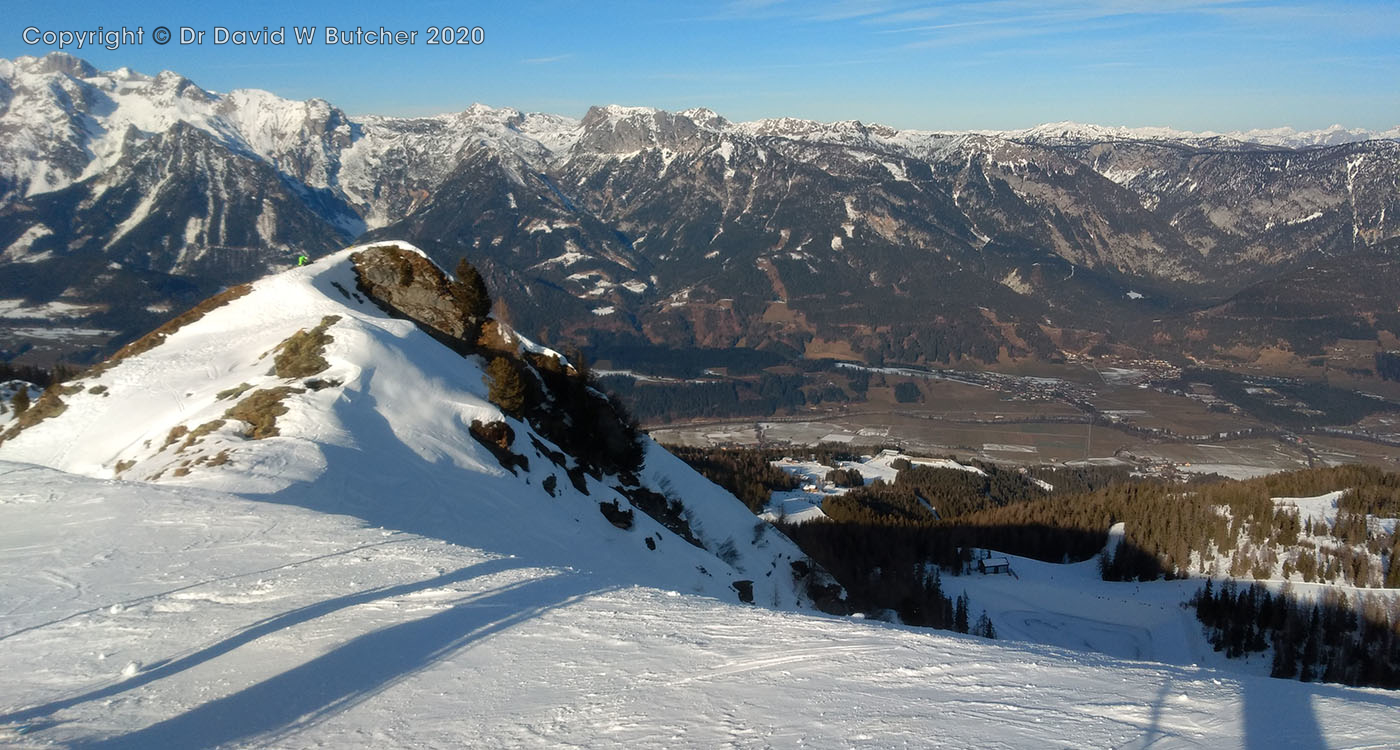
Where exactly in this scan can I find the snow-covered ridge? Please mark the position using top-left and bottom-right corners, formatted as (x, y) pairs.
(0, 241), (827, 611)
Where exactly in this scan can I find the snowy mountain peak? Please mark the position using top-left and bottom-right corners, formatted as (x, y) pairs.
(678, 106), (730, 131)
(585, 103), (664, 120)
(576, 104), (718, 154)
(1000, 120), (1200, 144)
(14, 51), (98, 78)
(107, 65), (148, 82)
(737, 116), (886, 145)
(435, 102), (520, 129)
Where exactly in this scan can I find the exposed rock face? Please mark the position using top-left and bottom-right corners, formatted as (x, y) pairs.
(574, 105), (711, 154)
(471, 419), (515, 451)
(350, 245), (469, 344)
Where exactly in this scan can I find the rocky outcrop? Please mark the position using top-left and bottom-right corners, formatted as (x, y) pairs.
(350, 244), (471, 346)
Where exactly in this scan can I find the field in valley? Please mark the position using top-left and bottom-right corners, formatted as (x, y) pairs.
(647, 361), (1400, 476)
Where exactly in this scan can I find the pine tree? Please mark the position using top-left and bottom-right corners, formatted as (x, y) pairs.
(1198, 578), (1216, 625)
(1386, 534), (1400, 588)
(1271, 629), (1298, 678)
(974, 611), (997, 639)
(1300, 607), (1321, 682)
(454, 257), (492, 342)
(565, 346), (591, 381)
(954, 593), (970, 634)
(485, 357), (526, 417)
(11, 387), (29, 416)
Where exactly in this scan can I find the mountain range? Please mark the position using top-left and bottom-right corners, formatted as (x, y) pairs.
(3, 52), (1399, 368)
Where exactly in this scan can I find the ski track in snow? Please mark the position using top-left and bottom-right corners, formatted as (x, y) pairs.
(3, 463), (1400, 749)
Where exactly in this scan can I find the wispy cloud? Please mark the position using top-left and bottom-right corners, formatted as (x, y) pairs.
(710, 0), (907, 22)
(522, 54), (571, 65)
(712, 0), (1400, 49)
(825, 0), (1400, 57)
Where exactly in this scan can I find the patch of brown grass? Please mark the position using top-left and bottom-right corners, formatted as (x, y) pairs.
(0, 387), (69, 444)
(272, 315), (341, 378)
(216, 383), (254, 401)
(162, 425), (189, 450)
(224, 386), (304, 439)
(179, 420), (225, 452)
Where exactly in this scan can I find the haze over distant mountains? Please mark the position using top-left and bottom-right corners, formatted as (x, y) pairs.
(2, 52), (1398, 365)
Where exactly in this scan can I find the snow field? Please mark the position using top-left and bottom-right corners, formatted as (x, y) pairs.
(4, 463), (1399, 749)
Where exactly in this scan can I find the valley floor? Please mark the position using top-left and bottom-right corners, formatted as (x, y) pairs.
(3, 462), (1399, 749)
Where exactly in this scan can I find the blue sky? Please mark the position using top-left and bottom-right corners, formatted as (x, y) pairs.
(4, 0), (1398, 131)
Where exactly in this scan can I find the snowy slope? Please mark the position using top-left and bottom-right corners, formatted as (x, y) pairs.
(951, 538), (1227, 670)
(3, 463), (1400, 749)
(0, 242), (819, 610)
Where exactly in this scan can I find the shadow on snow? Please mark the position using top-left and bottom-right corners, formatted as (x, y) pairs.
(73, 572), (609, 750)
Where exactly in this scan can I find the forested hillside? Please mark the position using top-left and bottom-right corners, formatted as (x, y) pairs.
(674, 445), (1400, 687)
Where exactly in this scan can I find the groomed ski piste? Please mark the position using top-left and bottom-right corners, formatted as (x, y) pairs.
(2, 244), (1399, 748)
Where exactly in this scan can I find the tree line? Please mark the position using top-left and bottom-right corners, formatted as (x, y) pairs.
(1376, 351), (1400, 382)
(1194, 579), (1400, 688)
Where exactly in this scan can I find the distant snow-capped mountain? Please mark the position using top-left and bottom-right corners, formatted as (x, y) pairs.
(4, 53), (1394, 211)
(988, 121), (1400, 148)
(0, 53), (580, 222)
(3, 52), (1399, 368)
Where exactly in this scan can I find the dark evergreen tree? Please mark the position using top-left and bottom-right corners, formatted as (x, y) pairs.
(486, 356), (526, 417)
(453, 257), (492, 342)
(1376, 351), (1400, 382)
(1300, 607), (1321, 682)
(1388, 535), (1400, 588)
(974, 611), (997, 639)
(826, 467), (864, 488)
(1271, 630), (1298, 679)
(10, 388), (29, 416)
